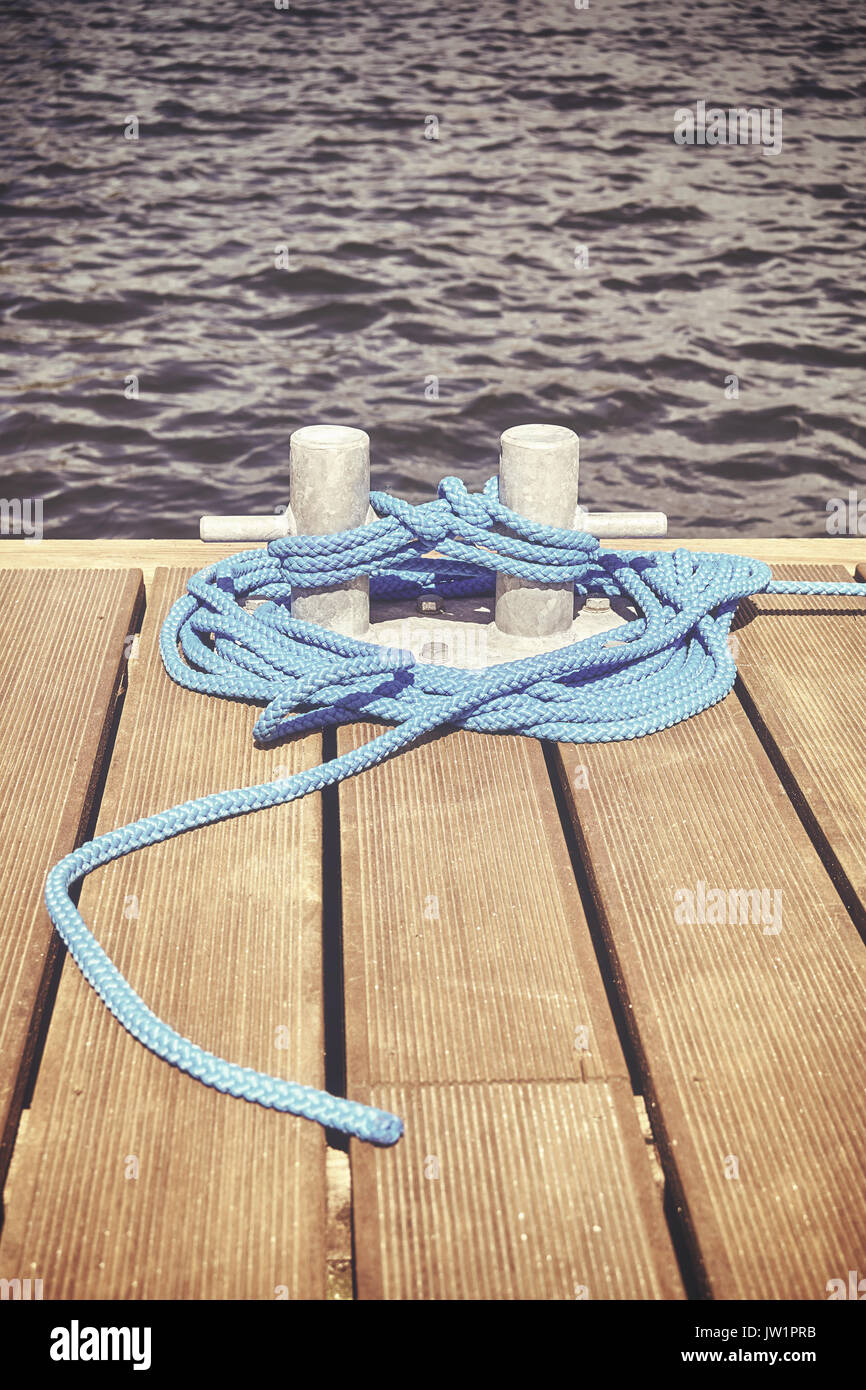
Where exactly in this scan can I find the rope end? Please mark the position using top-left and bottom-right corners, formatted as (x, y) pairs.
(361, 1109), (404, 1147)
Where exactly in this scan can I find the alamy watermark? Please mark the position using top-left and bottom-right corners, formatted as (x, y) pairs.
(0, 497), (43, 543)
(826, 490), (866, 536)
(674, 101), (782, 158)
(50, 1320), (151, 1370)
(674, 880), (782, 935)
(1, 1276), (43, 1299)
(827, 1269), (866, 1300)
(375, 618), (488, 668)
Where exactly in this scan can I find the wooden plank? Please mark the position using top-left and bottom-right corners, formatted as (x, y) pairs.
(339, 724), (684, 1299)
(352, 1080), (673, 1300)
(554, 688), (866, 1298)
(0, 569), (328, 1299)
(734, 563), (866, 914)
(0, 567), (142, 1182)
(0, 538), (861, 594)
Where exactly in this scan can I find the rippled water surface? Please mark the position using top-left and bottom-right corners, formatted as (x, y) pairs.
(1, 0), (864, 537)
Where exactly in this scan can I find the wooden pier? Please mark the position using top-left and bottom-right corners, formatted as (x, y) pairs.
(0, 537), (864, 1300)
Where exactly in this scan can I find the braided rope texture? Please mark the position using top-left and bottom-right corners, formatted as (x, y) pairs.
(44, 476), (864, 1145)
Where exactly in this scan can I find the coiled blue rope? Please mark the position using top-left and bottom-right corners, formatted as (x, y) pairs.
(44, 476), (864, 1145)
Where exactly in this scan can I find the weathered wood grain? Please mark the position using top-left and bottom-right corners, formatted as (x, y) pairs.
(554, 679), (866, 1297)
(734, 563), (866, 914)
(6, 544), (862, 1300)
(0, 569), (327, 1299)
(0, 567), (142, 1184)
(339, 724), (684, 1299)
(352, 1079), (676, 1300)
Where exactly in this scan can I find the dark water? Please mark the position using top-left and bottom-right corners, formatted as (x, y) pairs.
(1, 0), (864, 539)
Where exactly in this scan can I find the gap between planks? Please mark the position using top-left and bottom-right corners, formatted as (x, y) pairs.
(0, 568), (328, 1299)
(0, 567), (143, 1190)
(338, 722), (685, 1300)
(552, 566), (866, 1298)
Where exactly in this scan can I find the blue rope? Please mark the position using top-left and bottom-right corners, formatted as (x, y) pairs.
(44, 477), (864, 1146)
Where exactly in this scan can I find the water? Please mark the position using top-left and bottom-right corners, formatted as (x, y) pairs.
(1, 0), (864, 539)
